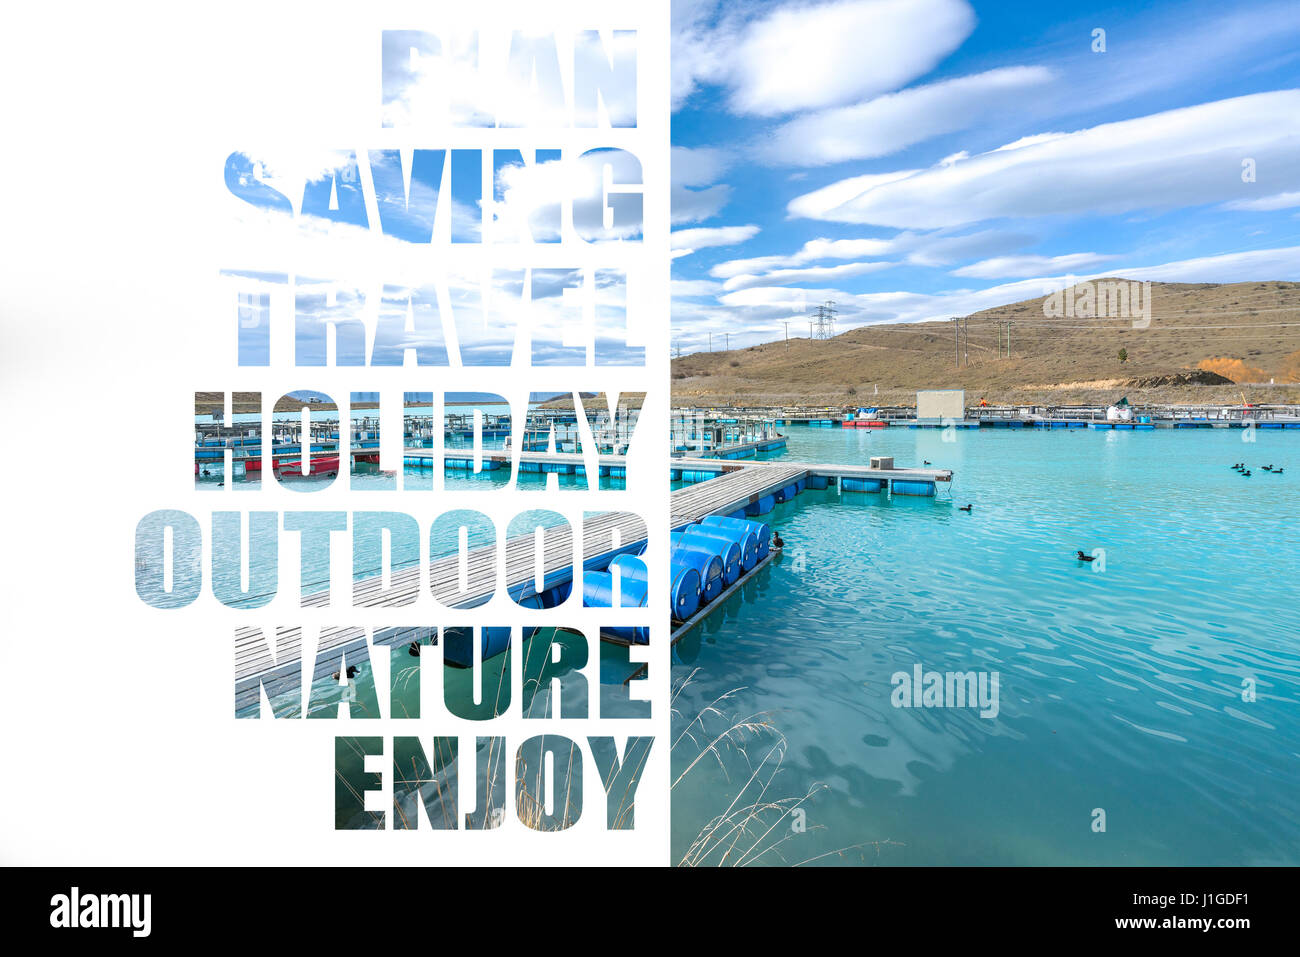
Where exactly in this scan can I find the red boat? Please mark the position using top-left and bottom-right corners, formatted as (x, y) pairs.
(274, 454), (341, 476)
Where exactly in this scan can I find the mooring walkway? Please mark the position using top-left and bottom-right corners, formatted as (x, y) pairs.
(234, 453), (954, 711)
(671, 463), (809, 528)
(233, 510), (648, 714)
(674, 456), (953, 485)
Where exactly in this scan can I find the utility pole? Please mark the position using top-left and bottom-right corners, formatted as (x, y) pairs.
(783, 320), (790, 349)
(954, 318), (959, 368)
(708, 332), (713, 353)
(963, 317), (969, 366)
(724, 332), (731, 351)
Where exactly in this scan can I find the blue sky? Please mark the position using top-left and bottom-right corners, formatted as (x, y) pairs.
(670, 0), (1300, 352)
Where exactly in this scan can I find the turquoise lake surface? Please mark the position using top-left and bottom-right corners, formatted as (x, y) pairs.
(670, 425), (1298, 865)
(165, 417), (1300, 855)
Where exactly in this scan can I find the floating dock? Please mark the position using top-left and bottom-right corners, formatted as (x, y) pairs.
(403, 448), (629, 478)
(233, 453), (951, 710)
(233, 508), (649, 716)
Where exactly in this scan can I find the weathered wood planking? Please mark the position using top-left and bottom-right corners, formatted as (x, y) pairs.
(233, 512), (648, 707)
(234, 453), (952, 708)
(674, 456), (953, 483)
(671, 464), (809, 529)
(233, 625), (435, 717)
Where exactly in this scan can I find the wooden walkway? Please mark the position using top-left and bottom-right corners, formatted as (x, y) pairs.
(235, 454), (953, 712)
(671, 463), (809, 529)
(674, 456), (953, 485)
(234, 510), (648, 715)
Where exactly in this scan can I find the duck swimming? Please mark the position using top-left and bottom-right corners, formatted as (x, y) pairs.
(1076, 550), (1096, 562)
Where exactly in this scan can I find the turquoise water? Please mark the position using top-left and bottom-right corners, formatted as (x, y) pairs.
(671, 426), (1299, 866)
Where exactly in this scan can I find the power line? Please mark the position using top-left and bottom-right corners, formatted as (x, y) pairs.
(809, 300), (837, 340)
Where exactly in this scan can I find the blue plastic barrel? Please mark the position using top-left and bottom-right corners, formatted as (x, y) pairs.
(582, 570), (648, 608)
(584, 571), (649, 644)
(774, 483), (799, 503)
(891, 479), (936, 496)
(607, 553), (648, 583)
(745, 495), (775, 516)
(700, 515), (771, 559)
(683, 525), (758, 572)
(670, 546), (723, 603)
(672, 531), (740, 585)
(667, 563), (701, 620)
(842, 477), (885, 492)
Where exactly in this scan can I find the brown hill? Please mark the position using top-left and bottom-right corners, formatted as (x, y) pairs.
(671, 280), (1300, 407)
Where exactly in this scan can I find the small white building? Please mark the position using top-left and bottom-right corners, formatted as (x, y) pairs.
(917, 389), (965, 422)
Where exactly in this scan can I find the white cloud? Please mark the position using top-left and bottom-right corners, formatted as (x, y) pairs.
(672, 145), (731, 187)
(724, 0), (975, 116)
(709, 229), (1034, 279)
(672, 278), (726, 298)
(722, 261), (895, 291)
(710, 236), (910, 278)
(671, 145), (735, 224)
(1114, 246), (1300, 284)
(787, 91), (1300, 228)
(787, 169), (920, 222)
(952, 252), (1119, 279)
(1223, 191), (1300, 211)
(671, 224), (761, 257)
(493, 149), (643, 241)
(763, 66), (1054, 165)
(903, 229), (1036, 267)
(672, 184), (731, 225)
(671, 0), (738, 108)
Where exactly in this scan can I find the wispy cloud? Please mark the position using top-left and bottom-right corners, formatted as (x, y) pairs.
(671, 146), (735, 224)
(721, 260), (895, 292)
(763, 66), (1055, 165)
(1223, 191), (1300, 212)
(952, 252), (1119, 279)
(692, 0), (976, 116)
(671, 224), (761, 258)
(788, 91), (1300, 228)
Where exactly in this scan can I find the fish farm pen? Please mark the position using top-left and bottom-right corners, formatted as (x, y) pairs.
(195, 406), (644, 475)
(672, 403), (1300, 430)
(671, 411), (787, 458)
